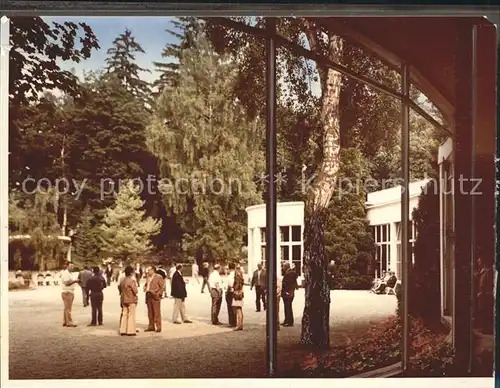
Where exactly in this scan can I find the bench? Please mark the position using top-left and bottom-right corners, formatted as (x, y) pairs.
(385, 280), (401, 295)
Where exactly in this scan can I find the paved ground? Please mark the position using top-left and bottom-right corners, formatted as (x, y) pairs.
(8, 279), (396, 379)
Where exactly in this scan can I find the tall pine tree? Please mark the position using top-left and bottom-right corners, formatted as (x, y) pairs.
(105, 29), (152, 106)
(72, 206), (102, 266)
(324, 148), (375, 288)
(65, 71), (158, 217)
(100, 180), (162, 262)
(153, 17), (200, 94)
(147, 31), (264, 262)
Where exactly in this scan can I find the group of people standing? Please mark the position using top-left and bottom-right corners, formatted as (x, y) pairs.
(58, 259), (300, 334)
(58, 261), (193, 335)
(116, 264), (194, 335)
(206, 262), (246, 330)
(59, 263), (108, 328)
(205, 261), (299, 330)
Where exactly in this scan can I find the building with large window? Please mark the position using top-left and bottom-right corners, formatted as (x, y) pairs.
(366, 180), (428, 279)
(245, 179), (429, 283)
(246, 202), (304, 282)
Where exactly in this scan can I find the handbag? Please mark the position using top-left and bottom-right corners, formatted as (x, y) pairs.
(233, 289), (244, 301)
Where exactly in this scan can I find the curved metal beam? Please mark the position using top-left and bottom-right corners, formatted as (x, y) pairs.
(207, 17), (452, 137)
(310, 17), (455, 126)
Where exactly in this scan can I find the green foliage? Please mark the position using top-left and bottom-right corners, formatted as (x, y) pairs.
(153, 17), (200, 93)
(147, 31), (264, 262)
(9, 18), (98, 200)
(10, 97), (61, 187)
(324, 148), (375, 288)
(206, 18), (443, 194)
(9, 17), (100, 107)
(105, 29), (152, 106)
(410, 179), (441, 323)
(9, 280), (29, 291)
(72, 206), (102, 266)
(64, 71), (158, 215)
(100, 180), (162, 261)
(13, 249), (22, 270)
(9, 190), (65, 270)
(288, 316), (455, 377)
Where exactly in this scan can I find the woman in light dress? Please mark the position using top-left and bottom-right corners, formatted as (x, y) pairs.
(232, 266), (245, 331)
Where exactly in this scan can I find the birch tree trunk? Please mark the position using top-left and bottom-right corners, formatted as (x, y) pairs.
(300, 31), (343, 349)
(62, 204), (67, 236)
(60, 128), (67, 236)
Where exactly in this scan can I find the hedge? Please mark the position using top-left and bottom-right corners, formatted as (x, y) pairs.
(286, 316), (455, 378)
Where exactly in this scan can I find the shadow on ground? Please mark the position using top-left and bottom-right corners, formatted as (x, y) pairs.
(8, 286), (396, 379)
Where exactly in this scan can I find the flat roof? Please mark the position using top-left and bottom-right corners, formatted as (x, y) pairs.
(366, 179), (431, 208)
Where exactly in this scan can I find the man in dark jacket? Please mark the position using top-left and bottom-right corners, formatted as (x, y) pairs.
(225, 263), (237, 327)
(86, 267), (107, 326)
(250, 263), (267, 312)
(386, 272), (397, 289)
(327, 260), (336, 289)
(78, 265), (93, 307)
(171, 264), (193, 324)
(200, 262), (210, 293)
(105, 265), (113, 286)
(281, 262), (298, 327)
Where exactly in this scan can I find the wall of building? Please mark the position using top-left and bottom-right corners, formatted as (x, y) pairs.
(245, 180), (429, 284)
(366, 179), (429, 279)
(246, 202), (304, 282)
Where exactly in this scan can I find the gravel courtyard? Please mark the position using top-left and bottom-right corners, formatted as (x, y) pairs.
(9, 280), (396, 379)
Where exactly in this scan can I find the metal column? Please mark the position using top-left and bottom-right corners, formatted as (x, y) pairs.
(265, 17), (278, 377)
(468, 24), (478, 374)
(0, 17), (11, 376)
(401, 63), (411, 375)
(453, 20), (474, 375)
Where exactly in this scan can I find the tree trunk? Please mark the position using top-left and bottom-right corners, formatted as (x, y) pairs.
(300, 32), (343, 349)
(300, 205), (330, 347)
(62, 203), (67, 236)
(60, 128), (67, 236)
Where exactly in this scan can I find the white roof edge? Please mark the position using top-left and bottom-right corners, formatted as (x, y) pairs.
(246, 201), (305, 212)
(9, 234), (71, 241)
(365, 192), (423, 208)
(366, 179), (431, 207)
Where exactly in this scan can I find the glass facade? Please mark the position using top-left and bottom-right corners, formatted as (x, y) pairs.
(396, 220), (417, 279)
(373, 224), (391, 278)
(280, 225), (303, 276)
(260, 227), (266, 267)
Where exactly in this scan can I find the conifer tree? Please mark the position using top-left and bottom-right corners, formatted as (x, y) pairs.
(72, 206), (102, 266)
(105, 29), (152, 106)
(324, 148), (375, 288)
(147, 31), (264, 262)
(153, 17), (200, 94)
(100, 180), (162, 262)
(66, 71), (157, 215)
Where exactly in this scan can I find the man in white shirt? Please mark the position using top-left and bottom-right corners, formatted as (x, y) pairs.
(61, 261), (80, 327)
(192, 262), (200, 284)
(208, 264), (224, 325)
(225, 263), (236, 327)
